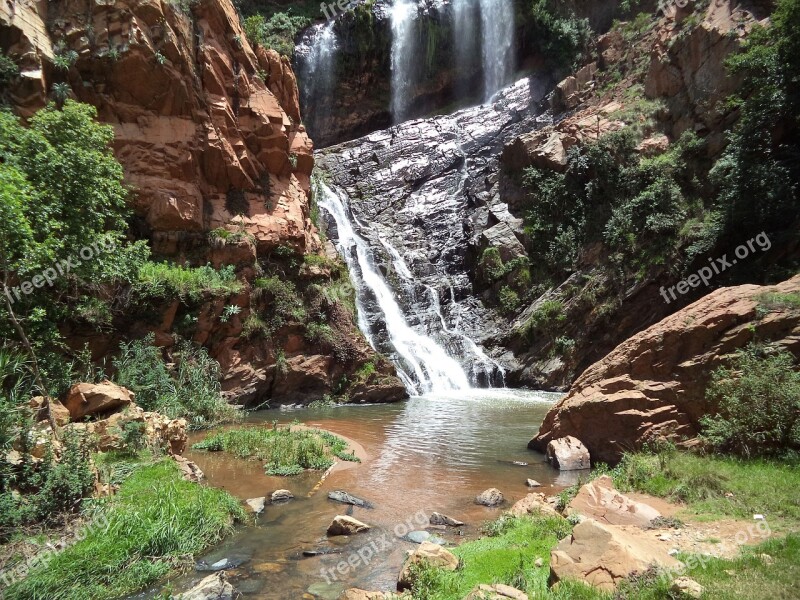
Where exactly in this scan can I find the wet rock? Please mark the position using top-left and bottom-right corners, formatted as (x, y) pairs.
(545, 436), (590, 471)
(341, 589), (408, 599)
(670, 577), (703, 598)
(463, 583), (529, 600)
(195, 557), (248, 572)
(307, 581), (345, 600)
(302, 546), (342, 557)
(174, 456), (204, 483)
(64, 381), (133, 420)
(429, 512), (465, 527)
(550, 519), (679, 590)
(525, 479), (542, 488)
(509, 493), (560, 518)
(475, 488), (504, 507)
(177, 573), (237, 600)
(406, 530), (446, 545)
(566, 475), (661, 527)
(327, 515), (371, 536)
(328, 490), (373, 509)
(271, 489), (294, 502)
(245, 497), (266, 514)
(397, 542), (459, 591)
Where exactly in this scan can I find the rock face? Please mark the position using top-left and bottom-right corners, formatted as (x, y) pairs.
(550, 519), (680, 591)
(545, 436), (590, 471)
(64, 382), (134, 420)
(327, 515), (371, 536)
(566, 476), (661, 527)
(531, 275), (800, 463)
(0, 0), (404, 406)
(475, 488), (505, 507)
(397, 541), (459, 591)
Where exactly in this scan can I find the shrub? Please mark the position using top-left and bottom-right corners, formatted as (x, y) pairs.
(33, 430), (95, 522)
(242, 12), (310, 57)
(522, 299), (565, 340)
(498, 286), (520, 314)
(253, 276), (306, 330)
(135, 262), (242, 302)
(701, 344), (800, 457)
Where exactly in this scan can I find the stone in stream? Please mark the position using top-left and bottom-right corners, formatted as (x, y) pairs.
(475, 488), (504, 507)
(194, 556), (248, 572)
(302, 546), (342, 557)
(271, 489), (294, 502)
(177, 573), (238, 599)
(245, 497), (266, 514)
(328, 490), (374, 509)
(327, 515), (371, 536)
(405, 530), (446, 545)
(545, 436), (590, 471)
(526, 479), (542, 488)
(307, 581), (346, 600)
(429, 512), (465, 527)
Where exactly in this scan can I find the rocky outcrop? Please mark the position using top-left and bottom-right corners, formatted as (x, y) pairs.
(549, 518), (679, 590)
(0, 0), (404, 406)
(64, 381), (134, 420)
(508, 493), (560, 518)
(531, 275), (800, 463)
(566, 476), (661, 527)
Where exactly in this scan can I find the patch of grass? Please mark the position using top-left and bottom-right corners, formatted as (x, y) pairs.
(755, 291), (800, 317)
(3, 460), (246, 600)
(191, 425), (359, 475)
(135, 262), (242, 302)
(606, 451), (800, 528)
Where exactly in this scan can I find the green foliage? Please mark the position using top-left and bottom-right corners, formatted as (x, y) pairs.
(521, 299), (565, 340)
(32, 431), (95, 522)
(135, 262), (242, 302)
(3, 460), (246, 600)
(192, 425), (359, 474)
(253, 276), (306, 330)
(498, 286), (520, 314)
(701, 345), (800, 457)
(242, 12), (311, 57)
(113, 334), (239, 429)
(526, 0), (592, 71)
(0, 54), (19, 88)
(755, 291), (800, 317)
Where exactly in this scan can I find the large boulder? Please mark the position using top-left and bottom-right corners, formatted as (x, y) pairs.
(508, 493), (560, 518)
(29, 397), (71, 426)
(177, 572), (238, 600)
(64, 381), (133, 420)
(475, 488), (504, 507)
(566, 476), (661, 527)
(545, 436), (590, 471)
(550, 519), (679, 591)
(327, 515), (371, 536)
(429, 512), (465, 527)
(397, 542), (459, 591)
(531, 275), (800, 463)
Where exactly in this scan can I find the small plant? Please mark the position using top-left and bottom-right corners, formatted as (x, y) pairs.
(106, 47), (120, 61)
(498, 286), (520, 314)
(288, 153), (298, 169)
(51, 82), (72, 106)
(154, 51), (167, 66)
(53, 49), (79, 71)
(232, 34), (243, 49)
(219, 304), (241, 323)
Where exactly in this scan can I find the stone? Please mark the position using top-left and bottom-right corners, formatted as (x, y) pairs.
(545, 436), (590, 471)
(29, 397), (71, 426)
(328, 490), (373, 509)
(530, 275), (800, 463)
(327, 515), (371, 536)
(174, 456), (204, 483)
(509, 493), (560, 518)
(271, 489), (294, 502)
(341, 590), (408, 599)
(475, 488), (504, 507)
(566, 475), (661, 527)
(463, 583), (528, 600)
(397, 542), (459, 591)
(429, 512), (465, 527)
(525, 479), (542, 488)
(177, 573), (237, 599)
(64, 381), (133, 420)
(245, 497), (266, 514)
(550, 519), (679, 591)
(670, 577), (703, 598)
(534, 558), (544, 568)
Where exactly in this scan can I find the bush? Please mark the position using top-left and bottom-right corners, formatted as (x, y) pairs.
(498, 286), (520, 314)
(135, 262), (242, 302)
(242, 12), (311, 57)
(253, 276), (306, 330)
(701, 344), (800, 457)
(521, 299), (565, 340)
(33, 430), (95, 522)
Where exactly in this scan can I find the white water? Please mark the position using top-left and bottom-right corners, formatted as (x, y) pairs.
(452, 0), (478, 91)
(298, 22), (338, 133)
(317, 182), (471, 395)
(479, 0), (515, 101)
(390, 0), (418, 123)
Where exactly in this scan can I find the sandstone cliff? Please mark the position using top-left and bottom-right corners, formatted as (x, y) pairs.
(0, 0), (406, 405)
(530, 275), (800, 463)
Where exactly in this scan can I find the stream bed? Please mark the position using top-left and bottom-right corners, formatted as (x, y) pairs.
(132, 389), (574, 599)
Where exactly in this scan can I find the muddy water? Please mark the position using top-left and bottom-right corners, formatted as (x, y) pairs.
(139, 389), (577, 599)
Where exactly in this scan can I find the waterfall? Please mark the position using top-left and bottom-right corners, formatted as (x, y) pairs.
(452, 0), (479, 97)
(317, 181), (472, 395)
(297, 22), (338, 138)
(478, 0), (515, 101)
(390, 0), (418, 124)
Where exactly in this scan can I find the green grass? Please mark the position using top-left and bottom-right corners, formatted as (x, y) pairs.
(191, 424), (359, 475)
(3, 460), (246, 600)
(135, 262), (242, 301)
(756, 291), (800, 317)
(602, 451), (800, 528)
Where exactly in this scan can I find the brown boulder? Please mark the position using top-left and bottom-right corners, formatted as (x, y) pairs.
(177, 572), (238, 600)
(545, 436), (590, 471)
(566, 476), (661, 527)
(531, 275), (800, 463)
(475, 488), (504, 507)
(174, 456), (205, 483)
(64, 382), (133, 420)
(549, 519), (679, 590)
(397, 541), (459, 591)
(29, 397), (71, 426)
(508, 493), (560, 518)
(327, 515), (371, 536)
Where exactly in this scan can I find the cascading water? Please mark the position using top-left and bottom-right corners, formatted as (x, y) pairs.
(317, 181), (472, 395)
(296, 21), (338, 140)
(478, 0), (515, 100)
(389, 0), (418, 123)
(452, 0), (479, 97)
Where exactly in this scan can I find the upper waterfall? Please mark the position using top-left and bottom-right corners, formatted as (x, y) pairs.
(479, 0), (515, 100)
(317, 181), (472, 395)
(295, 21), (338, 141)
(390, 0), (419, 124)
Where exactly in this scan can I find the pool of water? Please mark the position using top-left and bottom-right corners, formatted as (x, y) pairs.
(131, 389), (575, 599)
